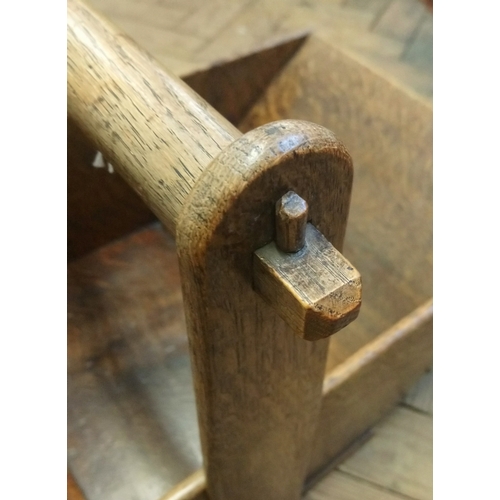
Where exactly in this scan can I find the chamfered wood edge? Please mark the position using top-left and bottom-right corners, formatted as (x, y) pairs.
(154, 299), (432, 500)
(157, 469), (208, 500)
(253, 223), (362, 341)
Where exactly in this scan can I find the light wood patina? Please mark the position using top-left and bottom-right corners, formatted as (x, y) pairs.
(176, 120), (358, 499)
(68, 1), (362, 499)
(67, 0), (238, 235)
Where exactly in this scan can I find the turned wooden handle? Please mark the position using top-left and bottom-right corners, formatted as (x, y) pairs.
(67, 0), (240, 234)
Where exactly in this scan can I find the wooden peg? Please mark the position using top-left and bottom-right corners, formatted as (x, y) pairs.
(178, 120), (359, 500)
(254, 223), (362, 341)
(275, 191), (308, 253)
(68, 2), (362, 496)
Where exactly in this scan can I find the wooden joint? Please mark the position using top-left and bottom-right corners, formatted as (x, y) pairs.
(177, 120), (357, 500)
(254, 223), (361, 341)
(275, 191), (308, 253)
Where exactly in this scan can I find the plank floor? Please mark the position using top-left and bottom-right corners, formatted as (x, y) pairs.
(71, 1), (433, 498)
(305, 373), (433, 500)
(88, 0), (432, 99)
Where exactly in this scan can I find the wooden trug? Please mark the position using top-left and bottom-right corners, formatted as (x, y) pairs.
(67, 1), (432, 498)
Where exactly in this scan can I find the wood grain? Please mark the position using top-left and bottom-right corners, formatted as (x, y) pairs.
(68, 225), (203, 500)
(69, 5), (364, 498)
(195, 0), (299, 67)
(68, 35), (306, 259)
(67, 0), (239, 234)
(142, 298), (432, 500)
(67, 225), (185, 375)
(68, 222), (432, 500)
(183, 34), (307, 126)
(68, 0), (360, 341)
(305, 470), (410, 500)
(254, 223), (362, 340)
(339, 406), (432, 499)
(309, 299), (433, 475)
(177, 120), (354, 500)
(68, 4), (432, 497)
(164, 403), (432, 500)
(241, 36), (432, 370)
(89, 0), (431, 99)
(275, 191), (308, 252)
(68, 0), (430, 258)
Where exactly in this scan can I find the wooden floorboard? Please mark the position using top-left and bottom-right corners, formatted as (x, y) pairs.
(402, 14), (433, 70)
(307, 387), (432, 498)
(337, 406), (432, 500)
(88, 0), (432, 98)
(177, 1), (252, 40)
(404, 371), (433, 414)
(345, 0), (392, 16)
(97, 0), (191, 31)
(305, 470), (411, 500)
(372, 0), (427, 43)
(193, 0), (297, 64)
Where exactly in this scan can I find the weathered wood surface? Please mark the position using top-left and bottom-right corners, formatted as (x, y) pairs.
(68, 3), (431, 499)
(68, 0), (239, 235)
(158, 298), (432, 500)
(310, 299), (432, 475)
(69, 0), (431, 260)
(67, 226), (185, 375)
(68, 35), (306, 260)
(68, 3), (364, 498)
(67, 120), (359, 498)
(339, 406), (432, 499)
(68, 2), (360, 340)
(68, 222), (431, 500)
(275, 191), (309, 253)
(183, 35), (307, 127)
(305, 401), (432, 500)
(87, 0), (432, 99)
(254, 223), (362, 340)
(68, 226), (203, 500)
(241, 36), (432, 371)
(177, 120), (355, 500)
(305, 470), (411, 500)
